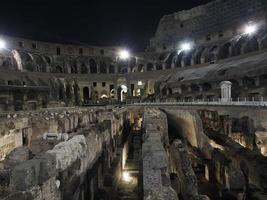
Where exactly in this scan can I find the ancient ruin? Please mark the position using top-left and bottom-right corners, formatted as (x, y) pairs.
(1, 0), (267, 199)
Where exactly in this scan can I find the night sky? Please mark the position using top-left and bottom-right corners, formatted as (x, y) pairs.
(0, 0), (213, 52)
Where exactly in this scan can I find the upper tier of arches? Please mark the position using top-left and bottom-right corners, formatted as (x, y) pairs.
(0, 31), (267, 74)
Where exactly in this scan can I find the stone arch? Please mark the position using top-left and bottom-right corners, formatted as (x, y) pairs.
(147, 63), (154, 71)
(181, 84), (188, 93)
(184, 50), (195, 66)
(259, 34), (267, 49)
(232, 37), (246, 56)
(83, 87), (90, 102)
(137, 64), (144, 72)
(156, 63), (163, 70)
(129, 58), (137, 72)
(259, 74), (267, 85)
(65, 81), (73, 99)
(204, 45), (218, 63)
(71, 65), (78, 74)
(7, 80), (14, 85)
(57, 80), (65, 100)
(175, 51), (185, 67)
(80, 63), (88, 74)
(190, 84), (200, 92)
(165, 52), (176, 69)
(89, 59), (97, 74)
(33, 54), (47, 72)
(202, 82), (212, 91)
(218, 42), (232, 59)
(109, 65), (115, 74)
(100, 61), (107, 73)
(193, 47), (205, 64)
(158, 52), (168, 61)
(121, 67), (128, 74)
(242, 76), (255, 88)
(56, 65), (63, 73)
(244, 36), (259, 53)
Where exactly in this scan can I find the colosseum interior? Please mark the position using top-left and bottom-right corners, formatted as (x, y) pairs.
(1, 0), (267, 199)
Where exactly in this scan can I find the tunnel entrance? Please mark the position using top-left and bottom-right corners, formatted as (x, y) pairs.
(115, 128), (142, 200)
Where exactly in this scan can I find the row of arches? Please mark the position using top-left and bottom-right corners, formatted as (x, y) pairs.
(154, 33), (267, 70)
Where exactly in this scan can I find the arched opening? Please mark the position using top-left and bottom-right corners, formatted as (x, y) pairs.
(242, 76), (255, 88)
(184, 50), (195, 66)
(121, 67), (128, 74)
(90, 59), (97, 74)
(165, 52), (176, 69)
(158, 52), (168, 61)
(100, 62), (107, 73)
(229, 79), (240, 98)
(147, 63), (154, 71)
(175, 51), (184, 67)
(181, 84), (188, 93)
(58, 83), (64, 100)
(244, 37), (259, 53)
(73, 82), (80, 105)
(156, 63), (163, 70)
(71, 65), (78, 74)
(81, 63), (88, 74)
(83, 87), (90, 102)
(66, 83), (72, 99)
(260, 74), (267, 85)
(190, 84), (200, 92)
(138, 64), (144, 72)
(109, 65), (115, 74)
(232, 37), (245, 56)
(218, 43), (231, 59)
(7, 80), (14, 85)
(194, 47), (205, 64)
(202, 83), (212, 91)
(205, 46), (218, 63)
(13, 91), (24, 111)
(56, 65), (63, 73)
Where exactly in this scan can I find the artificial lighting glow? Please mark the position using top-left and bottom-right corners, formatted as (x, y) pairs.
(180, 42), (192, 51)
(118, 49), (130, 60)
(244, 24), (257, 35)
(0, 40), (6, 49)
(100, 94), (108, 99)
(122, 171), (131, 182)
(121, 84), (127, 92)
(138, 81), (143, 86)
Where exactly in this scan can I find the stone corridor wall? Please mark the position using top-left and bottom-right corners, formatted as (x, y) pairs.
(142, 108), (178, 200)
(0, 107), (127, 200)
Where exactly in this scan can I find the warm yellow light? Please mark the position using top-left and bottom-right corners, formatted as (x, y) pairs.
(122, 171), (131, 182)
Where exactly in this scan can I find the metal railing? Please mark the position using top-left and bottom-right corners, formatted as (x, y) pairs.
(126, 97), (267, 107)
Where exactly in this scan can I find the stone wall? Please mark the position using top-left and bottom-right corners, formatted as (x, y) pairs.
(142, 108), (178, 200)
(150, 0), (267, 52)
(2, 107), (127, 200)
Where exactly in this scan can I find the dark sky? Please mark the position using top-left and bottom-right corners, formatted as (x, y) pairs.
(0, 0), (213, 51)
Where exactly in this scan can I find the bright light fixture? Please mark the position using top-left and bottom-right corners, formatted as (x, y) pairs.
(244, 24), (257, 35)
(0, 40), (6, 49)
(138, 81), (143, 86)
(180, 42), (192, 51)
(122, 171), (131, 182)
(118, 50), (130, 60)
